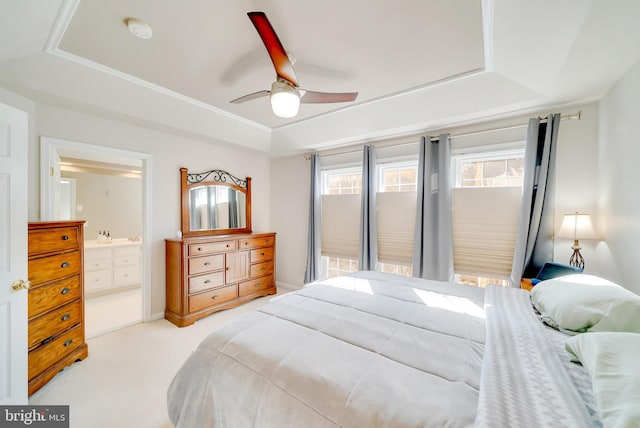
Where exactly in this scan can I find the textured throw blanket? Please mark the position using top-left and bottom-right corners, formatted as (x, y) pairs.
(475, 285), (599, 428)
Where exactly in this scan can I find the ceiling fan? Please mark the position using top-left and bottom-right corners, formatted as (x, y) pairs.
(230, 11), (358, 118)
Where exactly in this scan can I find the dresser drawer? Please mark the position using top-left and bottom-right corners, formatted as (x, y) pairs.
(189, 240), (237, 256)
(28, 226), (79, 256)
(189, 271), (225, 294)
(239, 236), (274, 249)
(28, 251), (81, 287)
(28, 300), (81, 350)
(29, 275), (81, 318)
(250, 247), (273, 263)
(85, 269), (112, 293)
(239, 275), (274, 297)
(85, 257), (111, 271)
(114, 254), (140, 267)
(28, 324), (83, 381)
(189, 285), (237, 313)
(188, 254), (224, 275)
(114, 264), (140, 286)
(250, 261), (274, 278)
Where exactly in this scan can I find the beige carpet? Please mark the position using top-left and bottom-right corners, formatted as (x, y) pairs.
(29, 291), (282, 428)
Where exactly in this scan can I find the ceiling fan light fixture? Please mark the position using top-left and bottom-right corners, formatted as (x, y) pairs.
(270, 79), (300, 118)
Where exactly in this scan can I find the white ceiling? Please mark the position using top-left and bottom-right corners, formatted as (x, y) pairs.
(1, 0), (640, 156)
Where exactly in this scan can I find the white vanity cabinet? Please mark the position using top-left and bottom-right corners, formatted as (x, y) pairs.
(84, 240), (141, 295)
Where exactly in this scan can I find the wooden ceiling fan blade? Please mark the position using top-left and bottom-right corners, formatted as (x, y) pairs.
(247, 12), (299, 88)
(300, 90), (358, 104)
(230, 90), (270, 104)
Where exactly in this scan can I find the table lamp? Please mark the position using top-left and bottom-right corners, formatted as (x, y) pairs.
(556, 212), (598, 269)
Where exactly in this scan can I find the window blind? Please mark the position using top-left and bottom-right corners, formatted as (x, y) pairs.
(452, 187), (522, 278)
(376, 191), (416, 265)
(321, 194), (360, 258)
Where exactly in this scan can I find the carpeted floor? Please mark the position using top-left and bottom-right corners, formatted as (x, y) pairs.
(29, 291), (282, 428)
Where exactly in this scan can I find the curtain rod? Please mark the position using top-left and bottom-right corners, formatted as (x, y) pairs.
(304, 110), (582, 160)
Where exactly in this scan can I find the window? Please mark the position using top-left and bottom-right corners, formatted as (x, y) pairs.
(454, 148), (525, 188)
(321, 167), (362, 279)
(451, 145), (525, 285)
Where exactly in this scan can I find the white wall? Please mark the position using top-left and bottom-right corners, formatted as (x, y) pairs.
(30, 103), (271, 318)
(270, 155), (310, 288)
(596, 59), (640, 294)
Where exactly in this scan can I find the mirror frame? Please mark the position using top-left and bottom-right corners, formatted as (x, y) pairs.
(180, 167), (252, 237)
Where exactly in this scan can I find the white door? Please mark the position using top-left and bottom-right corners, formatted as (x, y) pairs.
(0, 102), (29, 404)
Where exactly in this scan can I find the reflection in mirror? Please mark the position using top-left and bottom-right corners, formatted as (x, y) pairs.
(189, 185), (247, 231)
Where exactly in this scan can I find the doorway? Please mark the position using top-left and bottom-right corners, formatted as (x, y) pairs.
(40, 136), (152, 337)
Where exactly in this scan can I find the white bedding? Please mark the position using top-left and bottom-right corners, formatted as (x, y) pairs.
(167, 271), (597, 427)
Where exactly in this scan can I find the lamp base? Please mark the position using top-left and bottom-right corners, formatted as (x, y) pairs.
(568, 240), (585, 270)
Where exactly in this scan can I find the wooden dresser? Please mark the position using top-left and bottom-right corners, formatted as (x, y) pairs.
(165, 232), (276, 327)
(28, 221), (88, 395)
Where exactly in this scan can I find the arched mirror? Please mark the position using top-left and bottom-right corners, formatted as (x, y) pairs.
(180, 167), (252, 237)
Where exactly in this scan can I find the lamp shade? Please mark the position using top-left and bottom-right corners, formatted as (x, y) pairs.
(556, 212), (598, 240)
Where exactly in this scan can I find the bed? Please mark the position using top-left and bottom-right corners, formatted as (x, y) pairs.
(167, 271), (640, 427)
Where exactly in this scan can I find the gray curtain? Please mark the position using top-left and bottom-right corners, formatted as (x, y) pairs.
(412, 134), (453, 281)
(510, 114), (560, 287)
(228, 188), (238, 228)
(208, 187), (219, 228)
(358, 145), (378, 271)
(304, 154), (322, 283)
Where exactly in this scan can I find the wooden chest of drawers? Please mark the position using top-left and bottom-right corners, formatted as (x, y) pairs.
(28, 221), (88, 395)
(165, 232), (276, 327)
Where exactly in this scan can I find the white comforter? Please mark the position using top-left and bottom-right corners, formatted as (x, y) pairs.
(167, 271), (596, 427)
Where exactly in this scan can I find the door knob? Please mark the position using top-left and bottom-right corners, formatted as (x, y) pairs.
(12, 279), (30, 291)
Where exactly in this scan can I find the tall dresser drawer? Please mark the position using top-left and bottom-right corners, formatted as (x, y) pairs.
(28, 251), (81, 286)
(189, 254), (224, 275)
(250, 261), (274, 278)
(28, 300), (82, 350)
(28, 275), (81, 318)
(28, 226), (79, 255)
(28, 325), (84, 381)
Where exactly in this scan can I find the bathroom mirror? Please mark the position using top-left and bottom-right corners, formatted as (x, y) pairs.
(180, 167), (252, 237)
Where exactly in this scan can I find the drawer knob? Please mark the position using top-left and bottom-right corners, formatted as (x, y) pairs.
(63, 339), (73, 347)
(260, 267), (265, 272)
(60, 287), (70, 295)
(61, 235), (69, 240)
(226, 244), (230, 248)
(204, 280), (211, 284)
(197, 247), (203, 251)
(61, 261), (70, 268)
(211, 295), (218, 300)
(61, 313), (71, 321)
(254, 283), (261, 288)
(204, 262), (211, 266)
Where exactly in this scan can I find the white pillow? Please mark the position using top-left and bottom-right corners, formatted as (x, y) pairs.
(530, 274), (640, 334)
(565, 332), (640, 428)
